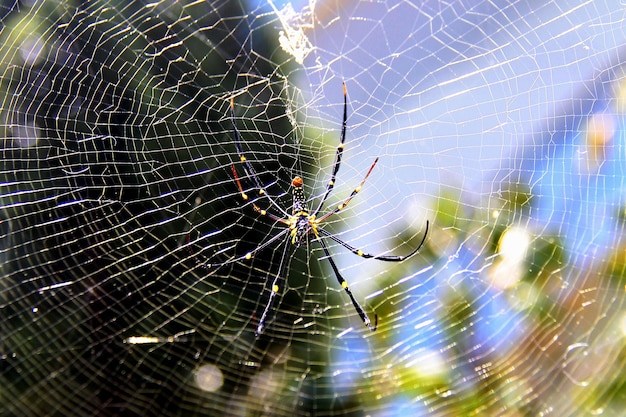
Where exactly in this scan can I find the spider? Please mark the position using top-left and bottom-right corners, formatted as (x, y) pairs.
(211, 83), (429, 336)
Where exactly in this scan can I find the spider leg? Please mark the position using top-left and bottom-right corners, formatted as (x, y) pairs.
(312, 82), (348, 216)
(256, 235), (291, 336)
(231, 165), (289, 225)
(230, 97), (290, 217)
(318, 238), (377, 331)
(318, 220), (428, 262)
(315, 157), (379, 223)
(205, 228), (290, 269)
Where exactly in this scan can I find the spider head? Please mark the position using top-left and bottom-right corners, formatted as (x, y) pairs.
(289, 213), (317, 246)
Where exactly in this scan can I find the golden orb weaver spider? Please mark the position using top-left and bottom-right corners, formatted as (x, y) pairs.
(211, 83), (429, 336)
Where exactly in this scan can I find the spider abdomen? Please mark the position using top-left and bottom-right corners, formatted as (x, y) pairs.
(291, 177), (307, 214)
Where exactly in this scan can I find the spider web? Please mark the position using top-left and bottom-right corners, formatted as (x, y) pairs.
(2, 0), (626, 416)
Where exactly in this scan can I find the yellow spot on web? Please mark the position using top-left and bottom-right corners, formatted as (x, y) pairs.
(245, 252), (252, 260)
(240, 156), (246, 162)
(259, 189), (265, 195)
(355, 186), (362, 193)
(338, 203), (345, 210)
(260, 209), (267, 215)
(329, 180), (334, 186)
(272, 285), (279, 293)
(241, 192), (248, 200)
(357, 250), (363, 257)
(341, 281), (348, 289)
(338, 143), (345, 149)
